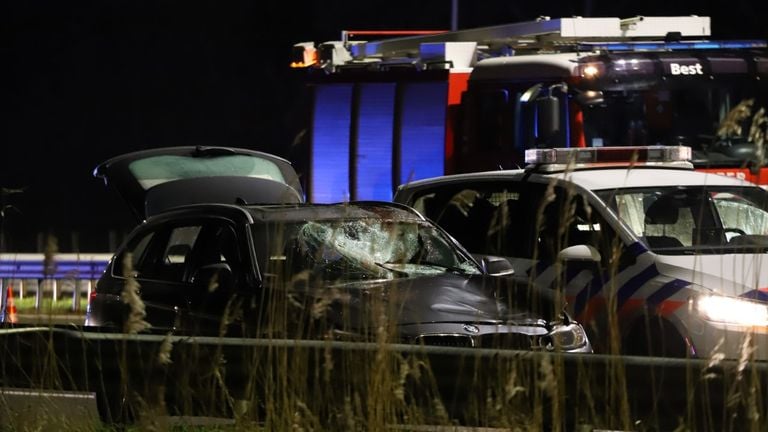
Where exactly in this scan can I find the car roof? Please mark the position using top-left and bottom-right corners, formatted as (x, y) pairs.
(546, 167), (755, 191)
(243, 201), (426, 223)
(397, 169), (526, 189)
(94, 146), (304, 221)
(398, 166), (757, 193)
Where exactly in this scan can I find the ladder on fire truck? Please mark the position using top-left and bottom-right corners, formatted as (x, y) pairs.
(292, 16), (712, 71)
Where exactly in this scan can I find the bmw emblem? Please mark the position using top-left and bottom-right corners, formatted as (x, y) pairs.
(463, 324), (480, 334)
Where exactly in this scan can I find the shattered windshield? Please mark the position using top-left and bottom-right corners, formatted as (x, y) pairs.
(577, 81), (768, 167)
(256, 218), (482, 283)
(596, 186), (768, 254)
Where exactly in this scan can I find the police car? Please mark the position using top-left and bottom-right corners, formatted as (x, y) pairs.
(394, 146), (768, 359)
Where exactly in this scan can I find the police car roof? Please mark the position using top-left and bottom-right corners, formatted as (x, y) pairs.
(546, 167), (756, 191)
(397, 166), (757, 193)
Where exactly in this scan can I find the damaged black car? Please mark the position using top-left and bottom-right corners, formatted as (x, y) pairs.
(85, 147), (590, 352)
(86, 202), (589, 352)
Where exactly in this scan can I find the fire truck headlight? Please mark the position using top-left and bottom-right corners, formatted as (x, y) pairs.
(578, 63), (603, 79)
(696, 295), (768, 327)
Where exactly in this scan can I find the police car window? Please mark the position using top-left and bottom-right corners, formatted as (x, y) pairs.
(534, 185), (606, 259)
(712, 192), (768, 237)
(598, 186), (768, 253)
(409, 185), (524, 255)
(410, 193), (436, 219)
(606, 191), (694, 249)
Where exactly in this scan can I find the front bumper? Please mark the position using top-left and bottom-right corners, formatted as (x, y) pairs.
(687, 317), (768, 360)
(400, 322), (593, 354)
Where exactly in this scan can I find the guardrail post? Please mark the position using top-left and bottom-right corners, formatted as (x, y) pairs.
(35, 279), (44, 311)
(10, 280), (22, 302)
(87, 280), (93, 303)
(24, 279), (38, 302)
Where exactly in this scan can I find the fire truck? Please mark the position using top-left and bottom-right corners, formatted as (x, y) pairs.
(291, 16), (768, 202)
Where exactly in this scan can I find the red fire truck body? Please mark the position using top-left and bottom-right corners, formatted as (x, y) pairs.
(292, 16), (768, 202)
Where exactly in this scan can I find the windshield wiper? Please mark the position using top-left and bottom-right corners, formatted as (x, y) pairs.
(414, 261), (476, 275)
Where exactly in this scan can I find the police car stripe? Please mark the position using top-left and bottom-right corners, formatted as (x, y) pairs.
(565, 266), (585, 284)
(575, 264), (659, 322)
(647, 279), (689, 306)
(573, 277), (603, 317)
(740, 289), (768, 302)
(615, 264), (660, 311)
(572, 259), (639, 318)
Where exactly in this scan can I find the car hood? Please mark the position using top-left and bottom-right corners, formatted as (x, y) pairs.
(289, 273), (560, 332)
(654, 253), (768, 299)
(94, 146), (304, 221)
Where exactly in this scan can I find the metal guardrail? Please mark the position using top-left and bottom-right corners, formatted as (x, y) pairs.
(1, 325), (766, 429)
(0, 253), (111, 313)
(0, 253), (111, 279)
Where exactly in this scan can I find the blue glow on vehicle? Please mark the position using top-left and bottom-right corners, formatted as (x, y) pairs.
(0, 260), (108, 279)
(398, 82), (446, 185)
(356, 83), (396, 201)
(311, 84), (352, 203)
(579, 40), (767, 52)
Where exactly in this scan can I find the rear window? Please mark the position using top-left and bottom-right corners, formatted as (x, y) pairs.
(128, 155), (286, 189)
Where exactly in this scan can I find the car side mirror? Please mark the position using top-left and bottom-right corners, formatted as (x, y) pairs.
(477, 255), (515, 276)
(534, 94), (561, 143)
(558, 245), (601, 263)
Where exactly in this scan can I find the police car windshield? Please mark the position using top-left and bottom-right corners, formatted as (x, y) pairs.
(255, 218), (481, 283)
(578, 81), (768, 167)
(596, 186), (768, 254)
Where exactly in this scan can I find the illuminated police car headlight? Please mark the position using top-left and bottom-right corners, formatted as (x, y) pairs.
(696, 295), (768, 327)
(543, 323), (588, 351)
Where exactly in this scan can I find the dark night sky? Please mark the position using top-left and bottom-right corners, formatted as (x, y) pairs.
(4, 0), (767, 252)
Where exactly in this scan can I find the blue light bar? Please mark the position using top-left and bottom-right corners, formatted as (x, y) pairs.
(579, 40), (767, 52)
(310, 84), (353, 203)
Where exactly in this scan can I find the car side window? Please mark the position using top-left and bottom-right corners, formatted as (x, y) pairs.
(121, 221), (242, 288)
(164, 226), (201, 265)
(184, 223), (240, 282)
(113, 231), (154, 277)
(182, 222), (242, 313)
(132, 225), (201, 283)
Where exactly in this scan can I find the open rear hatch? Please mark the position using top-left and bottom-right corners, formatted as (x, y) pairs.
(94, 146), (304, 221)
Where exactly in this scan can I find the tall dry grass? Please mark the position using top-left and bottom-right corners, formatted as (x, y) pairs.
(2, 179), (768, 431)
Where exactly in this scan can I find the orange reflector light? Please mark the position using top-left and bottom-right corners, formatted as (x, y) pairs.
(290, 42), (317, 68)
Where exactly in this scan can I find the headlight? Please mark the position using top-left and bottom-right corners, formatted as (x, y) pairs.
(696, 295), (768, 327)
(543, 323), (589, 351)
